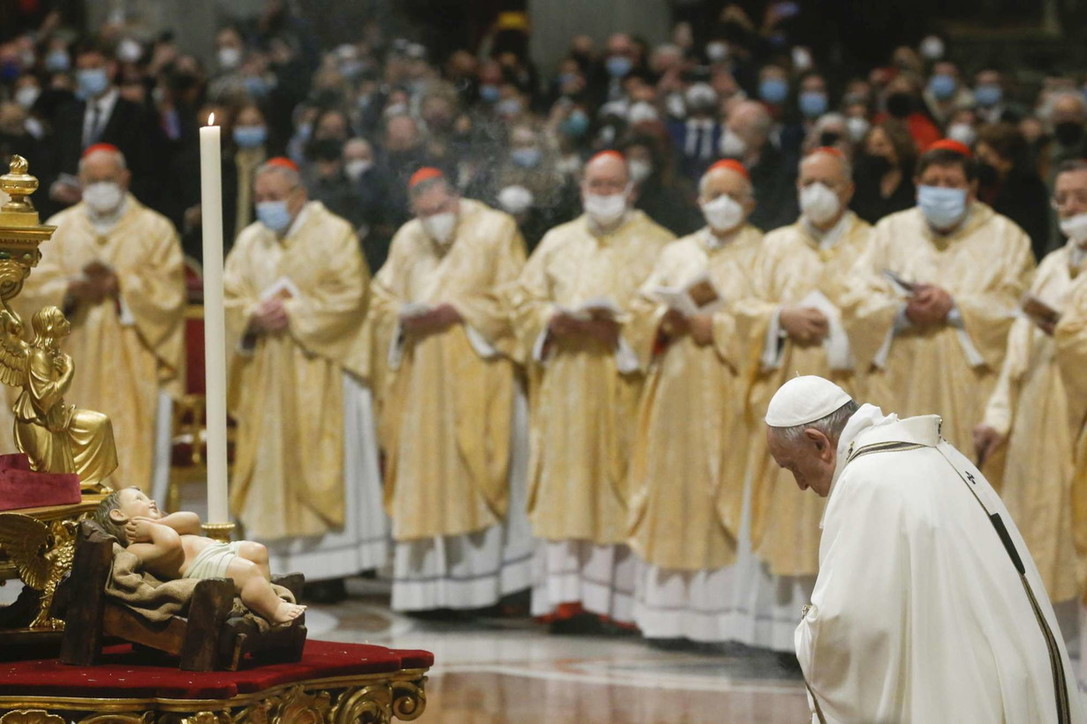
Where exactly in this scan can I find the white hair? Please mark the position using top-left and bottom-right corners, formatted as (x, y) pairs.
(768, 399), (859, 447)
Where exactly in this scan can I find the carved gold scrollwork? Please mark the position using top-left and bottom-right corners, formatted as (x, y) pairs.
(179, 713), (230, 724)
(0, 711), (66, 724)
(79, 714), (155, 724)
(332, 684), (392, 724)
(235, 684), (331, 724)
(391, 679), (427, 721)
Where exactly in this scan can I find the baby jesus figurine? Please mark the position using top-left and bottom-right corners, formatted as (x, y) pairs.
(93, 487), (306, 625)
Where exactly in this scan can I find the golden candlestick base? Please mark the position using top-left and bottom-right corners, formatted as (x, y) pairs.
(201, 522), (236, 542)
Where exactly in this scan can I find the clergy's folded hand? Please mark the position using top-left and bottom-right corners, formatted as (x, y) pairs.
(905, 285), (953, 326)
(780, 306), (829, 345)
(689, 313), (714, 346)
(548, 312), (620, 346)
(67, 277), (107, 305)
(660, 308), (690, 337)
(250, 297), (289, 333)
(402, 303), (461, 336)
(972, 424), (1005, 467)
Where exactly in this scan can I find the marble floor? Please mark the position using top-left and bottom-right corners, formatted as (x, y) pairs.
(305, 578), (811, 723)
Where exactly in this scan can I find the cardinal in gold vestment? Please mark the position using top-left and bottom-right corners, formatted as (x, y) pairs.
(625, 159), (763, 642)
(225, 159), (384, 583)
(512, 151), (674, 623)
(370, 169), (531, 611)
(732, 148), (870, 650)
(20, 145), (184, 491)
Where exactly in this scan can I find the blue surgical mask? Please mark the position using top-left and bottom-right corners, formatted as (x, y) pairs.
(495, 98), (522, 117)
(233, 125), (267, 149)
(561, 110), (590, 138)
(973, 83), (1002, 107)
(244, 75), (269, 98)
(76, 68), (110, 99)
(45, 50), (70, 72)
(927, 73), (957, 101)
(510, 147), (541, 168)
(256, 200), (293, 233)
(479, 84), (500, 103)
(558, 72), (579, 88)
(917, 185), (968, 229)
(759, 77), (788, 104)
(798, 91), (828, 118)
(606, 55), (633, 78)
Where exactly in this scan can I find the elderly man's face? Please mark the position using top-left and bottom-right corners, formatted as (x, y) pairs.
(767, 428), (837, 497)
(1054, 169), (1087, 220)
(254, 170), (306, 216)
(411, 183), (459, 219)
(798, 152), (854, 208)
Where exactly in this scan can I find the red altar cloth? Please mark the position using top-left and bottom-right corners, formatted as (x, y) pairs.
(0, 453), (81, 511)
(0, 640), (433, 699)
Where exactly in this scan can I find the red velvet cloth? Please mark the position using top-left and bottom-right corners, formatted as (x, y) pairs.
(0, 641), (433, 699)
(0, 453), (82, 511)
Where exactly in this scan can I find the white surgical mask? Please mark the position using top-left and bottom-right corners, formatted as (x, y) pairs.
(946, 122), (977, 147)
(82, 181), (124, 215)
(800, 182), (841, 226)
(917, 185), (968, 230)
(701, 194), (744, 232)
(498, 184), (535, 215)
(1060, 212), (1087, 244)
(218, 46), (242, 69)
(629, 159), (652, 184)
(719, 129), (748, 158)
(422, 211), (457, 245)
(583, 192), (628, 227)
(846, 116), (870, 142)
(344, 159), (373, 181)
(14, 85), (39, 109)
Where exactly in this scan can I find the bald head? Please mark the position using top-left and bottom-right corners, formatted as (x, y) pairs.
(800, 148), (852, 183)
(699, 165), (752, 201)
(728, 100), (772, 146)
(583, 153), (630, 192)
(78, 148), (129, 188)
(1051, 92), (1087, 125)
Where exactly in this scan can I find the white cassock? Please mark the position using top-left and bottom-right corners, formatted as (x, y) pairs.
(799, 404), (1083, 724)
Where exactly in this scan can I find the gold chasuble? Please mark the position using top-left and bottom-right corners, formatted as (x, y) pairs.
(21, 196), (185, 488)
(512, 211), (674, 545)
(1055, 275), (1087, 598)
(224, 201), (369, 540)
(982, 244), (1085, 603)
(841, 204), (1034, 457)
(734, 212), (871, 577)
(625, 226), (762, 571)
(370, 199), (526, 541)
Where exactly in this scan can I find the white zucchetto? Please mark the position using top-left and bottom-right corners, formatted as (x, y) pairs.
(765, 375), (853, 427)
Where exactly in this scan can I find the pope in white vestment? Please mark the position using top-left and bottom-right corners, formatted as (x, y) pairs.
(765, 376), (1083, 724)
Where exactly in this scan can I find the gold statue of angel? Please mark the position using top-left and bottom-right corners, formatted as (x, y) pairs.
(0, 512), (78, 629)
(3, 306), (118, 492)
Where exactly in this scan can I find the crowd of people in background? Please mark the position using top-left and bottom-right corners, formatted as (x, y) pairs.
(1, 3), (1084, 271)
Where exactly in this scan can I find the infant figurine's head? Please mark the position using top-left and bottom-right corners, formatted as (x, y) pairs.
(93, 487), (162, 545)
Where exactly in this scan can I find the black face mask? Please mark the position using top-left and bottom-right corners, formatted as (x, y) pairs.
(1054, 121), (1085, 148)
(885, 92), (913, 119)
(819, 130), (841, 147)
(976, 162), (999, 186)
(863, 153), (892, 177)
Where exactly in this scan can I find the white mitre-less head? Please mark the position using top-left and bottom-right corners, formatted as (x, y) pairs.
(766, 375), (852, 427)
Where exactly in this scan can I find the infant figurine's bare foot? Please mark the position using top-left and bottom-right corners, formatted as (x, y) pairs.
(270, 600), (306, 624)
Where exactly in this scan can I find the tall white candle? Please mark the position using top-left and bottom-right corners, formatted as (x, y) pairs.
(199, 115), (229, 523)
